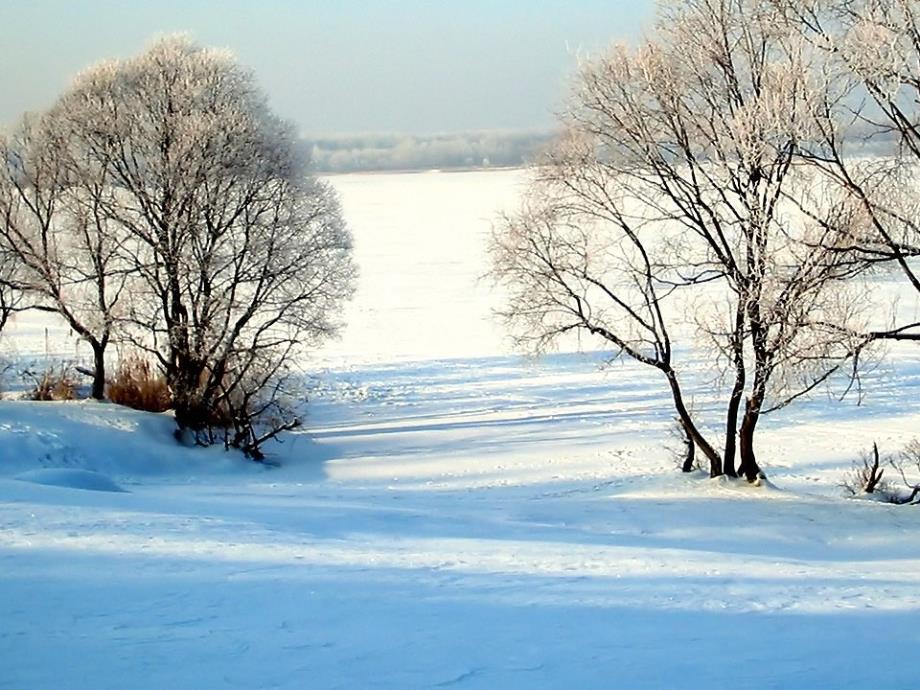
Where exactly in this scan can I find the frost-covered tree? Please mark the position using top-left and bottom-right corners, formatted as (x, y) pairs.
(774, 0), (920, 342)
(1, 36), (355, 456)
(491, 0), (868, 481)
(0, 114), (128, 399)
(44, 36), (356, 455)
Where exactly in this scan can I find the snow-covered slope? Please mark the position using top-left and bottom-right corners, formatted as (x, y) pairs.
(2, 170), (920, 690)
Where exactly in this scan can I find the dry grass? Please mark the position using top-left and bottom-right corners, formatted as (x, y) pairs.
(29, 366), (78, 401)
(108, 355), (171, 413)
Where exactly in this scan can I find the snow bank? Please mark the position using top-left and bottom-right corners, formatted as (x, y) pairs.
(0, 400), (269, 484)
(14, 468), (125, 492)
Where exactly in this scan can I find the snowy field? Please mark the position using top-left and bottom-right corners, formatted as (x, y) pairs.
(2, 169), (920, 689)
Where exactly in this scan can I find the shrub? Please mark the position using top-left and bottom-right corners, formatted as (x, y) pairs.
(841, 443), (889, 496)
(888, 440), (920, 505)
(108, 355), (171, 413)
(173, 358), (303, 461)
(28, 365), (77, 401)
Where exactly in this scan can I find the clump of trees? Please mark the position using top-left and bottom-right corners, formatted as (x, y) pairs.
(0, 36), (355, 459)
(491, 0), (920, 482)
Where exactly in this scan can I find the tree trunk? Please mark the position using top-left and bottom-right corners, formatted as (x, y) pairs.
(171, 354), (210, 434)
(737, 398), (763, 483)
(90, 340), (106, 401)
(724, 378), (744, 479)
(665, 369), (722, 477)
(724, 304), (746, 478)
(680, 421), (696, 473)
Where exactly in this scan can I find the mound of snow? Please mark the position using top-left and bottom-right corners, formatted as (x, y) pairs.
(14, 468), (126, 493)
(0, 400), (269, 483)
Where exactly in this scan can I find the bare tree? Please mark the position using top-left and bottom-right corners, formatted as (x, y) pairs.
(491, 0), (868, 481)
(492, 172), (726, 475)
(49, 36), (355, 455)
(0, 114), (127, 398)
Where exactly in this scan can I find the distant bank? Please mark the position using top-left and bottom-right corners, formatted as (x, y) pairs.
(302, 129), (554, 174)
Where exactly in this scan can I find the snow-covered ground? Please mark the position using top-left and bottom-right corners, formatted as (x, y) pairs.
(2, 170), (920, 689)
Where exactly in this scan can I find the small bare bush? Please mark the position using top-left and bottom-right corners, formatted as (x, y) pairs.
(842, 442), (920, 504)
(176, 358), (303, 462)
(107, 355), (171, 413)
(889, 440), (920, 505)
(28, 365), (77, 401)
(842, 443), (891, 498)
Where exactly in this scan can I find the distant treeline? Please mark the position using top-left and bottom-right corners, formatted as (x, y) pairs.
(302, 124), (901, 174)
(302, 129), (555, 174)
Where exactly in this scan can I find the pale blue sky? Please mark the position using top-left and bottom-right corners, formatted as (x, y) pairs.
(0, 1), (654, 134)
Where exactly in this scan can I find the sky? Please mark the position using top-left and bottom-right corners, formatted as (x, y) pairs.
(0, 0), (654, 135)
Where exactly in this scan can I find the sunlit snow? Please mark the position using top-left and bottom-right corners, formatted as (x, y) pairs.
(2, 170), (919, 689)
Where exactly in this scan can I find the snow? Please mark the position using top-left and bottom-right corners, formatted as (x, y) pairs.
(2, 170), (920, 689)
(15, 468), (126, 492)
